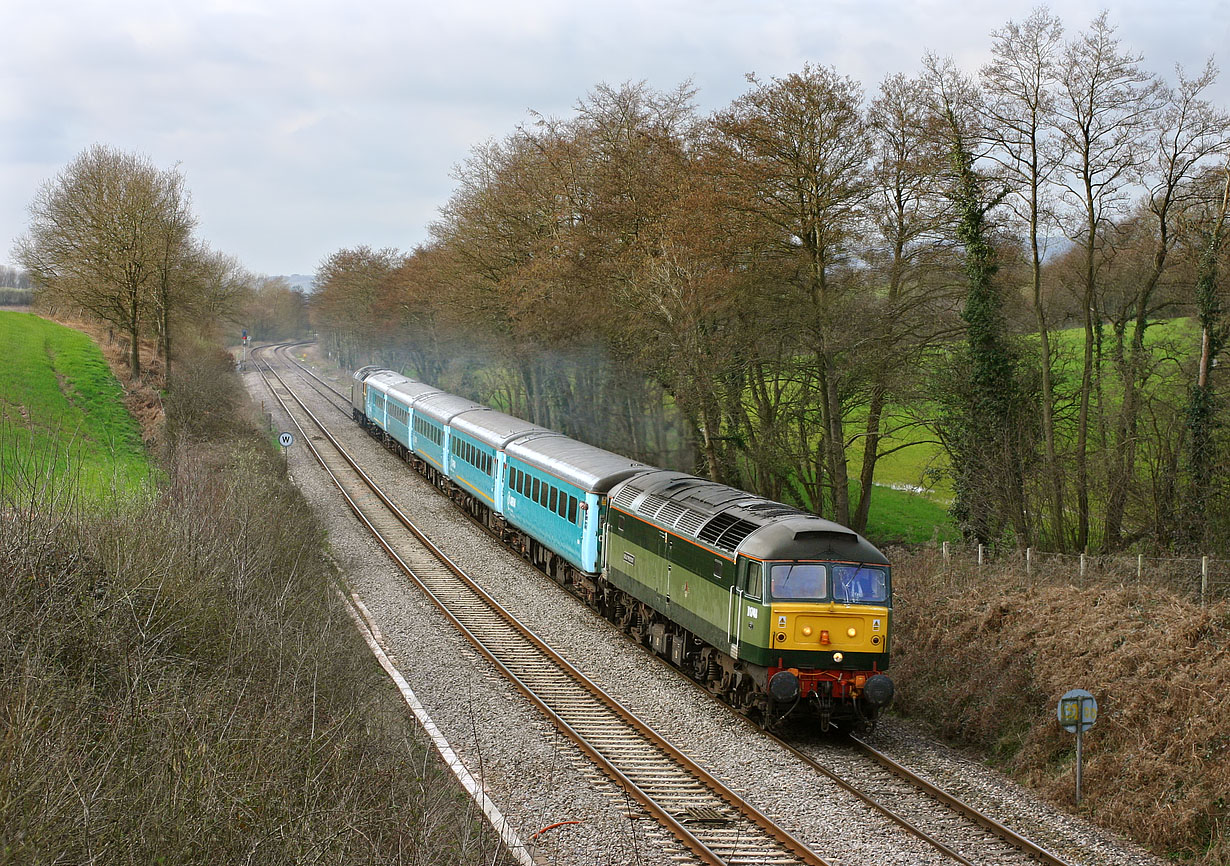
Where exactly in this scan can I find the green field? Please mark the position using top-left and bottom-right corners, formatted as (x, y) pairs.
(0, 311), (151, 499)
(846, 319), (1202, 544)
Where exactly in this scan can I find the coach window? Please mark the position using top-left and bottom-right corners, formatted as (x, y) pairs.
(549, 487), (558, 512)
(532, 477), (540, 502)
(569, 496), (579, 524)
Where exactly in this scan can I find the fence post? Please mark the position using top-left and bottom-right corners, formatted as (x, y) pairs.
(978, 544), (985, 567)
(1026, 547), (1033, 578)
(1138, 553), (1144, 579)
(1080, 553), (1087, 581)
(1202, 556), (1209, 607)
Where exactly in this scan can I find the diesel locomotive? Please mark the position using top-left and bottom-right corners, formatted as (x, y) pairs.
(351, 366), (894, 731)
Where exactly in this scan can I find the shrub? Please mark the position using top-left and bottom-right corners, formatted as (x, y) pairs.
(0, 341), (513, 865)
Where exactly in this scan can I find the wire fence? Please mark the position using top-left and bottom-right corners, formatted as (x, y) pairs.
(905, 542), (1230, 606)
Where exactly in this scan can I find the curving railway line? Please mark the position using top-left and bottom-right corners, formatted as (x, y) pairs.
(253, 343), (829, 866)
(254, 342), (1078, 866)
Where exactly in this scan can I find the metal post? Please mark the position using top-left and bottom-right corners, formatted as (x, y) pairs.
(1026, 547), (1032, 578)
(978, 544), (984, 567)
(1202, 556), (1209, 607)
(1138, 553), (1144, 579)
(1075, 710), (1084, 806)
(1080, 553), (1087, 581)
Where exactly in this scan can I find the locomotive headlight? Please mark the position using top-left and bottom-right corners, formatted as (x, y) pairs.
(802, 626), (813, 637)
(832, 652), (844, 663)
(847, 627), (857, 638)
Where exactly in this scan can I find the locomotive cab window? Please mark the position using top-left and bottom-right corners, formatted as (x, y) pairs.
(832, 565), (889, 604)
(769, 562), (826, 602)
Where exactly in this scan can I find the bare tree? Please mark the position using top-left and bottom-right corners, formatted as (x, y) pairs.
(855, 72), (953, 532)
(709, 65), (872, 522)
(1099, 61), (1230, 548)
(982, 6), (1069, 548)
(148, 164), (197, 386)
(15, 144), (194, 379)
(1054, 13), (1161, 550)
(923, 52), (1035, 545)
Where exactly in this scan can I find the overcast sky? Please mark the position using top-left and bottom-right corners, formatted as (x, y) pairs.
(3, 0), (1229, 278)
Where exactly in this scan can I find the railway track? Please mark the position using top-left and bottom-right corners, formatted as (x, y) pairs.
(772, 729), (1070, 866)
(252, 344), (831, 866)
(259, 343), (1077, 866)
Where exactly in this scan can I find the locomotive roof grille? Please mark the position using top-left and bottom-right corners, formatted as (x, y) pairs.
(653, 499), (686, 525)
(641, 493), (670, 517)
(697, 512), (759, 552)
(741, 501), (807, 519)
(674, 509), (708, 535)
(612, 485), (643, 509)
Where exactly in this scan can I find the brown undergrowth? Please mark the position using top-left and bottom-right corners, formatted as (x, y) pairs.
(0, 337), (514, 865)
(891, 549), (1229, 863)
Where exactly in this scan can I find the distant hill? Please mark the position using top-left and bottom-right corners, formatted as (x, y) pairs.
(277, 274), (315, 292)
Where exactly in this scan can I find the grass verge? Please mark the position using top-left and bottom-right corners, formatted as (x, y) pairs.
(0, 311), (151, 500)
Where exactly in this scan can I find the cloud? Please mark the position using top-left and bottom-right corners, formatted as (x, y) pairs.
(3, 0), (1228, 274)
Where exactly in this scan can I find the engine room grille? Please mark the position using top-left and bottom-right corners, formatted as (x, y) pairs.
(673, 509), (708, 536)
(697, 513), (758, 552)
(612, 486), (642, 509)
(741, 501), (806, 519)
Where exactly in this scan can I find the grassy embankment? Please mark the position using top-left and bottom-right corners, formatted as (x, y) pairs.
(0, 312), (513, 864)
(0, 311), (151, 498)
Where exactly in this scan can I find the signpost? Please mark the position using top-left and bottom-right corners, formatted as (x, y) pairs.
(278, 431), (294, 457)
(1057, 688), (1098, 805)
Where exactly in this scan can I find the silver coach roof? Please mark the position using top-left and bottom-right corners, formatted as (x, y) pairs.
(365, 370), (417, 395)
(413, 392), (486, 425)
(450, 407), (558, 450)
(384, 378), (443, 406)
(506, 432), (653, 494)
